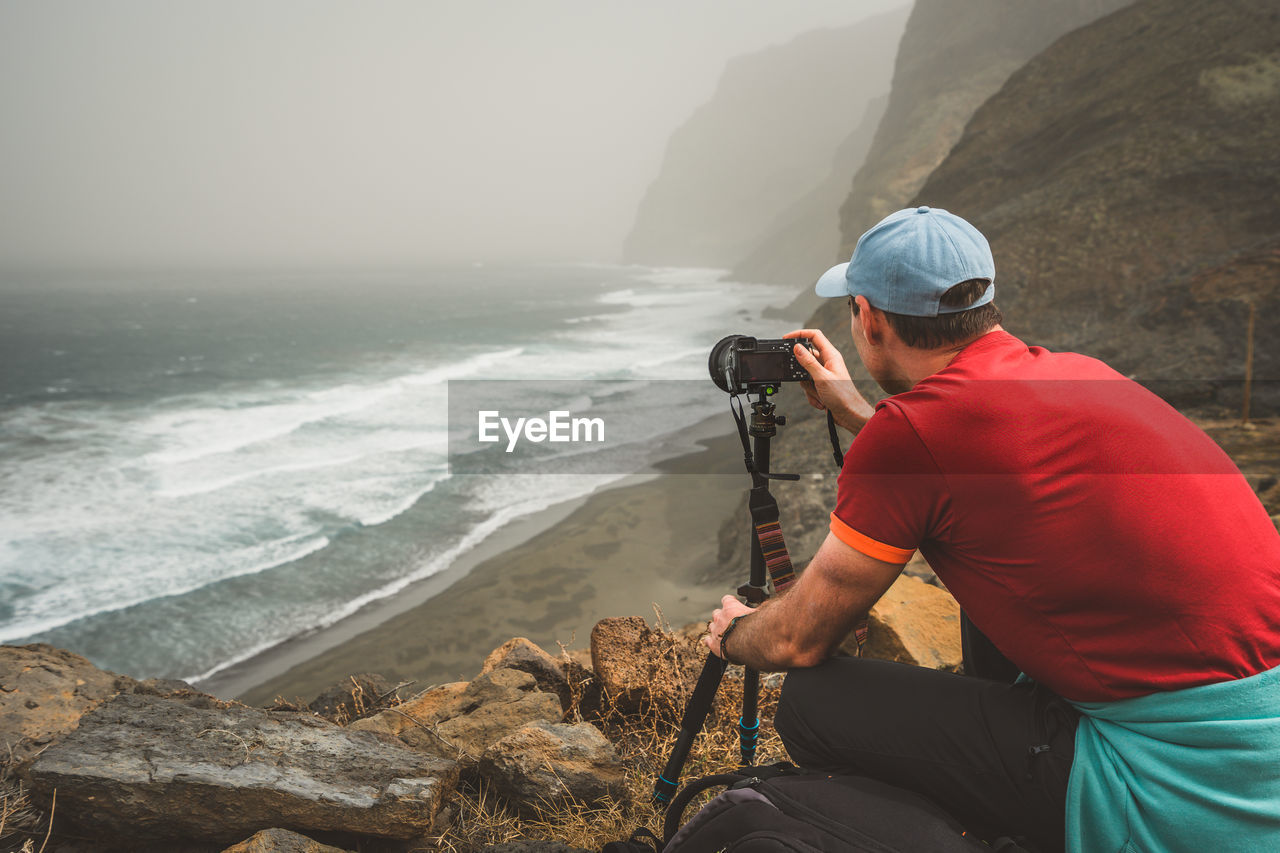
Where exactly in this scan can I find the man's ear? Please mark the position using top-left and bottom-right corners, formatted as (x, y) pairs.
(855, 295), (886, 345)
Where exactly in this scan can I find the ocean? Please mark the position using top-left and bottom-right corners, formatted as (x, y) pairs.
(0, 264), (797, 684)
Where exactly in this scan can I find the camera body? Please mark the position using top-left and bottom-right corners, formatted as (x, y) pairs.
(709, 334), (815, 395)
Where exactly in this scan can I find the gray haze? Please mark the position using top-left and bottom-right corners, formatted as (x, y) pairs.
(0, 0), (908, 270)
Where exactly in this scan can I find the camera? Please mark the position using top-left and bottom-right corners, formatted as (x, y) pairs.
(708, 334), (815, 395)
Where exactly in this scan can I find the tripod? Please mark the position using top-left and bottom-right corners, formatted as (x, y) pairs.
(653, 390), (800, 804)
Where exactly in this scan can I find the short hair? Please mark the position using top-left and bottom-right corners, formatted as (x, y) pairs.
(850, 280), (1001, 349)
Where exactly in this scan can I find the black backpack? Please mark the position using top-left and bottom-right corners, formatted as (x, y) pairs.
(606, 764), (1028, 853)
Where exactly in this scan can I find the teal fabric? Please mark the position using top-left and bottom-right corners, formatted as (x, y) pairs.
(1067, 664), (1280, 852)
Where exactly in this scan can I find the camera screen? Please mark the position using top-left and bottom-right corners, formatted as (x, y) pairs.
(738, 351), (785, 382)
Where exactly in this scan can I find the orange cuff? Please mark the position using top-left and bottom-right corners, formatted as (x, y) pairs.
(829, 513), (915, 564)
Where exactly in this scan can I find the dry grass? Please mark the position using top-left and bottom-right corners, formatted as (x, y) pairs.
(428, 624), (789, 852)
(1, 740), (52, 853)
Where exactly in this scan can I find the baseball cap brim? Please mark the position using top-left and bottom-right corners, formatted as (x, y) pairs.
(814, 262), (851, 297)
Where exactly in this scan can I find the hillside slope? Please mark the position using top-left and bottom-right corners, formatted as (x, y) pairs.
(792, 0), (1132, 321)
(729, 94), (887, 291)
(622, 7), (909, 269)
(912, 0), (1280, 409)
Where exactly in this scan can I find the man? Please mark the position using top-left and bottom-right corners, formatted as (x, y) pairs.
(704, 206), (1280, 852)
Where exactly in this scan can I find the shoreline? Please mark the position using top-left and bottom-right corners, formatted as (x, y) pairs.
(201, 414), (748, 704)
(195, 493), (596, 699)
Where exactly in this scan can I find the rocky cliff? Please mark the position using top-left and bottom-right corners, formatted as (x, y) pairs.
(904, 0), (1280, 409)
(764, 0), (1133, 322)
(832, 0), (1135, 259)
(622, 7), (909, 270)
(728, 93), (887, 291)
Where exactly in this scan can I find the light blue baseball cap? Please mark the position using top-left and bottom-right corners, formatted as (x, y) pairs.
(814, 206), (995, 316)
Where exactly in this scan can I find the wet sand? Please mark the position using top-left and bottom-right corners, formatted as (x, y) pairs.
(218, 429), (747, 706)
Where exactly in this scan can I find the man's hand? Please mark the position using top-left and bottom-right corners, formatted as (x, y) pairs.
(699, 533), (906, 671)
(785, 329), (874, 433)
(705, 594), (755, 660)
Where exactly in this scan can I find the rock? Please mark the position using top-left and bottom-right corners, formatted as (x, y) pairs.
(673, 621), (706, 644)
(220, 828), (353, 853)
(307, 673), (396, 724)
(349, 669), (562, 762)
(128, 677), (227, 709)
(24, 692), (458, 843)
(348, 681), (469, 740)
(843, 574), (962, 670)
(901, 551), (939, 587)
(478, 720), (626, 814)
(132, 676), (200, 696)
(590, 617), (703, 713)
(480, 638), (572, 711)
(428, 670), (563, 760)
(0, 643), (135, 768)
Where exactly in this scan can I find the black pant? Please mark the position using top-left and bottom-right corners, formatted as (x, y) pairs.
(775, 657), (1079, 852)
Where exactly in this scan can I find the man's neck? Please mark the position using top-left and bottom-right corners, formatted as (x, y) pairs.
(894, 325), (1003, 390)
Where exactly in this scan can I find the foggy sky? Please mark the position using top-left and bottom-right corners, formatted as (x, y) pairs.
(0, 0), (908, 270)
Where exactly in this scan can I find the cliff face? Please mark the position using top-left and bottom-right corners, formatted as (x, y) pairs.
(803, 0), (1134, 337)
(833, 0), (1134, 259)
(910, 0), (1280, 408)
(728, 94), (887, 292)
(622, 7), (909, 270)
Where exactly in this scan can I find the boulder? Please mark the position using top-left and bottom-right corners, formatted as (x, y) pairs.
(843, 575), (963, 670)
(478, 720), (626, 814)
(132, 676), (201, 696)
(0, 643), (135, 768)
(350, 669), (562, 762)
(307, 673), (396, 724)
(221, 828), (353, 853)
(24, 692), (458, 843)
(589, 617), (702, 712)
(480, 638), (572, 711)
(348, 681), (469, 740)
(427, 670), (563, 760)
(130, 677), (229, 708)
(901, 551), (939, 587)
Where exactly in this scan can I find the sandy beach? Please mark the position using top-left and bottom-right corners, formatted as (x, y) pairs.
(217, 427), (749, 706)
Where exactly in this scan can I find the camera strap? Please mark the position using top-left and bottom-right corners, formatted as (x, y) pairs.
(826, 410), (845, 468)
(750, 483), (796, 593)
(729, 392), (866, 655)
(729, 394), (797, 595)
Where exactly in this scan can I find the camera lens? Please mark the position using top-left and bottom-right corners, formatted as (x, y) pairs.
(708, 335), (744, 393)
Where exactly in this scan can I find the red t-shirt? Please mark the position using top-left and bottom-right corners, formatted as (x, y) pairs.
(832, 330), (1280, 701)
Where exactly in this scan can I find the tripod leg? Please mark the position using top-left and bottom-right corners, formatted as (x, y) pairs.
(739, 667), (760, 766)
(654, 653), (728, 804)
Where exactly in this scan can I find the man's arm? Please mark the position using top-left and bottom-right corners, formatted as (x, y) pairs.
(704, 531), (905, 671)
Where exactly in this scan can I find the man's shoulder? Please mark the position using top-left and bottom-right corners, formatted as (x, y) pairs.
(954, 331), (1123, 380)
(845, 401), (945, 478)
